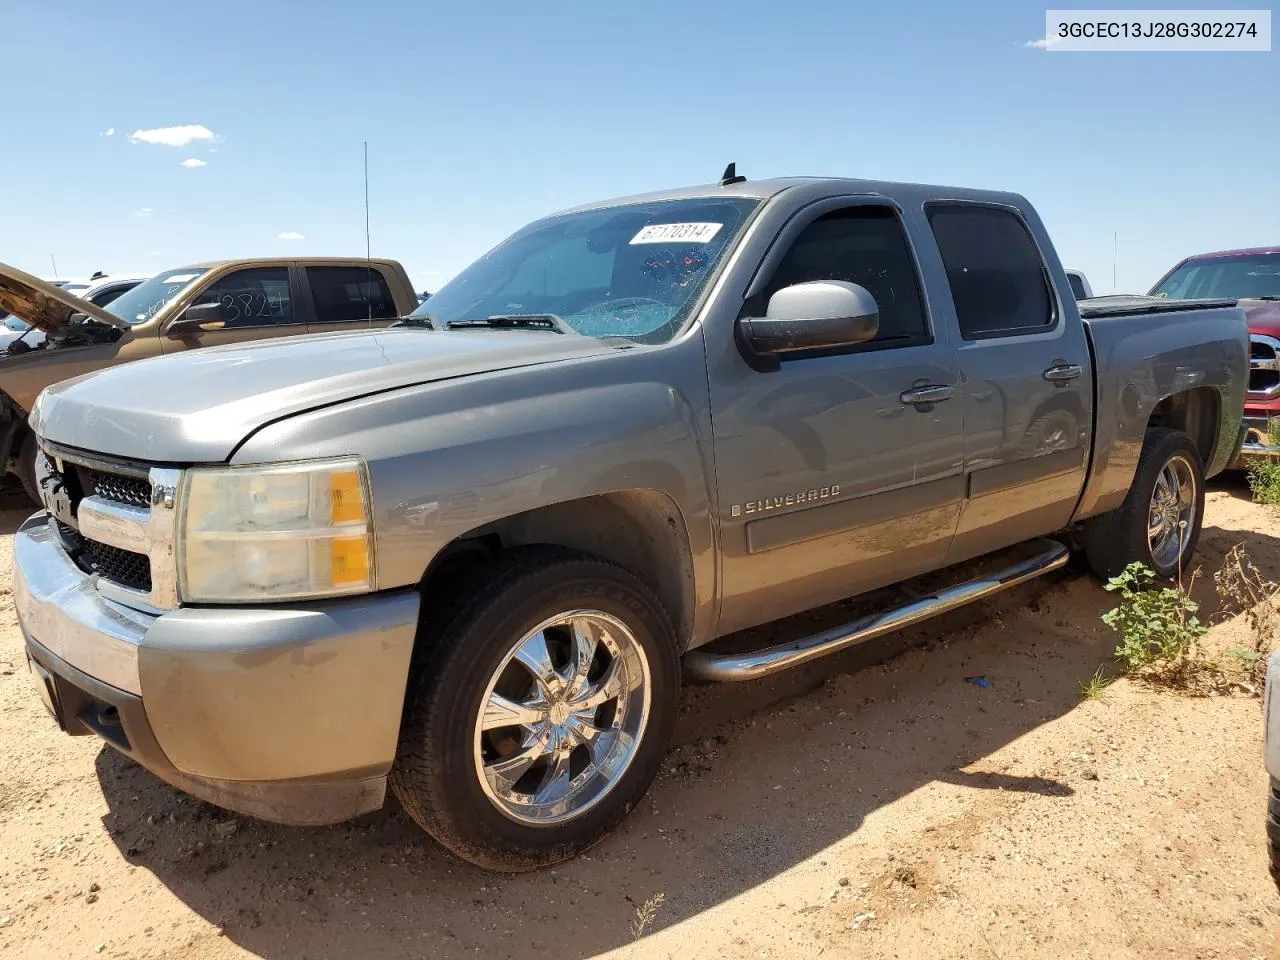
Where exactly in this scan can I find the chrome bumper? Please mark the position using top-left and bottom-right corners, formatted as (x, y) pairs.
(13, 513), (153, 694)
(1237, 416), (1280, 463)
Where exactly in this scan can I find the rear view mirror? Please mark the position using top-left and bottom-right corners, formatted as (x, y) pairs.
(736, 281), (879, 370)
(166, 302), (226, 338)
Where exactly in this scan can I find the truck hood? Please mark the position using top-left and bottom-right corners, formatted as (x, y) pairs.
(32, 328), (614, 462)
(1240, 298), (1280, 337)
(0, 262), (127, 333)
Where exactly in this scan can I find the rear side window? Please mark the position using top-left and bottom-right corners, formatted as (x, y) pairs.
(307, 266), (398, 323)
(761, 206), (929, 346)
(927, 205), (1055, 339)
(191, 267), (297, 327)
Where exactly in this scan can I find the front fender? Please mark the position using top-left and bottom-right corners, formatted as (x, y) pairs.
(232, 336), (718, 632)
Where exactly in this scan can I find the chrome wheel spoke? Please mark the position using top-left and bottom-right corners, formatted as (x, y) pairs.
(485, 732), (551, 792)
(514, 630), (563, 695)
(574, 657), (625, 711)
(481, 691), (546, 731)
(533, 748), (573, 804)
(567, 617), (599, 697)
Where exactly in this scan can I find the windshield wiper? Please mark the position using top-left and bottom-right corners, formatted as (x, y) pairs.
(392, 315), (438, 329)
(446, 313), (574, 334)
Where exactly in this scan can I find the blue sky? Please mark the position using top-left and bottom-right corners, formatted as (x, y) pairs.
(2, 1), (1276, 294)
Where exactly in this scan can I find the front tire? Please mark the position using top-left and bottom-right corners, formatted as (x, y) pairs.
(16, 431), (40, 505)
(1082, 427), (1205, 580)
(390, 547), (680, 871)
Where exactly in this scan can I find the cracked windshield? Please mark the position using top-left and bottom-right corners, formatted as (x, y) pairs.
(408, 197), (758, 342)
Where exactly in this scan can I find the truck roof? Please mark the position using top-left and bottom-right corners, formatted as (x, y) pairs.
(1183, 245), (1280, 260)
(176, 256), (405, 270)
(554, 176), (1032, 216)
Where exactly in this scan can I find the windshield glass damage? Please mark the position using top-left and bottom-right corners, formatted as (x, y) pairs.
(406, 198), (759, 343)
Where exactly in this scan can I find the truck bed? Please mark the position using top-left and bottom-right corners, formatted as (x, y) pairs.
(1073, 295), (1248, 522)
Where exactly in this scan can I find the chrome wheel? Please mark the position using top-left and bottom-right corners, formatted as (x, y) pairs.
(1148, 453), (1197, 569)
(473, 609), (651, 825)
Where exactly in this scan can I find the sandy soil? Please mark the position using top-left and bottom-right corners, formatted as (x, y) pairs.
(0, 480), (1276, 960)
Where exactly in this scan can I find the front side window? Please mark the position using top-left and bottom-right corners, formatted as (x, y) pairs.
(308, 266), (399, 323)
(106, 267), (210, 324)
(191, 267), (297, 327)
(408, 197), (759, 343)
(1151, 253), (1280, 301)
(757, 205), (929, 346)
(927, 205), (1055, 340)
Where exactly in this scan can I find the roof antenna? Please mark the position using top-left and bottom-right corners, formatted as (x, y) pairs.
(720, 162), (746, 186)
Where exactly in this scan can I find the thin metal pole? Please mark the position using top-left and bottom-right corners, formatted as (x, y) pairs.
(50, 254), (58, 279)
(364, 141), (372, 322)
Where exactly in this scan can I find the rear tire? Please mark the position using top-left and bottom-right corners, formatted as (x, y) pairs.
(1081, 427), (1204, 580)
(390, 547), (680, 871)
(1268, 778), (1280, 891)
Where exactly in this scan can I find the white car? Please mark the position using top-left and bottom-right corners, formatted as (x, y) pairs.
(1, 273), (150, 354)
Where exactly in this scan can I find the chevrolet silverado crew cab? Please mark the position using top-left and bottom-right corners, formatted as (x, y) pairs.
(0, 257), (419, 502)
(14, 174), (1248, 871)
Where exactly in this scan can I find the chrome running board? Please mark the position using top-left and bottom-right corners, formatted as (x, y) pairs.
(684, 538), (1071, 682)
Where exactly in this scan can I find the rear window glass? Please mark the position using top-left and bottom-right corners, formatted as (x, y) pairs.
(307, 266), (399, 323)
(927, 205), (1055, 339)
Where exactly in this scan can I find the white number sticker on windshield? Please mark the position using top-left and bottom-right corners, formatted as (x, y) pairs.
(629, 222), (723, 245)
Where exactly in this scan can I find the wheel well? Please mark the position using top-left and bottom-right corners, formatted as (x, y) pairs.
(0, 390), (28, 475)
(416, 491), (695, 648)
(1147, 387), (1219, 467)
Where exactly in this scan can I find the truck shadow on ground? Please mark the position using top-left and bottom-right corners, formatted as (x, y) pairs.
(86, 508), (1280, 960)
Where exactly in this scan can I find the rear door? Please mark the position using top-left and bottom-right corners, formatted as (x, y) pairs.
(159, 265), (307, 353)
(302, 264), (401, 335)
(924, 202), (1094, 565)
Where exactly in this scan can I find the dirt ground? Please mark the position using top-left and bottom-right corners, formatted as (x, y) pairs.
(1, 480), (1277, 960)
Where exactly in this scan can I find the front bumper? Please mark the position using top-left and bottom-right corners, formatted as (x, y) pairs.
(15, 513), (421, 825)
(1234, 415), (1280, 467)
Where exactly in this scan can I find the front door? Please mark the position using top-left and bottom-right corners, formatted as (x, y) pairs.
(923, 203), (1094, 565)
(160, 265), (306, 352)
(710, 201), (965, 635)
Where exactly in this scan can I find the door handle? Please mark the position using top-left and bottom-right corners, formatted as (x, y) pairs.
(1043, 363), (1083, 383)
(900, 384), (954, 405)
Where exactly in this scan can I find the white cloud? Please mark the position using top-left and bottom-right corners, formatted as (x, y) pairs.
(180, 158), (207, 168)
(1025, 38), (1059, 48)
(101, 127), (115, 137)
(277, 231), (305, 240)
(135, 207), (154, 218)
(129, 124), (216, 147)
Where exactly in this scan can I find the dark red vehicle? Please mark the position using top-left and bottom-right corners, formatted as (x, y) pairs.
(1151, 247), (1280, 461)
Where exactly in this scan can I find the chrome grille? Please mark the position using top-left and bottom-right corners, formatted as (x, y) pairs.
(36, 444), (180, 610)
(88, 470), (151, 508)
(54, 519), (152, 593)
(1250, 334), (1280, 396)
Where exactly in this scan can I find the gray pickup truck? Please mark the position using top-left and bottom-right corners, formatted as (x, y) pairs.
(15, 174), (1248, 871)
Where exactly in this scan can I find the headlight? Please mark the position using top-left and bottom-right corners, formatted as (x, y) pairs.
(179, 457), (375, 603)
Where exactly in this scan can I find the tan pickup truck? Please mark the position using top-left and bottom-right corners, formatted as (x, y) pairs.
(0, 257), (418, 500)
